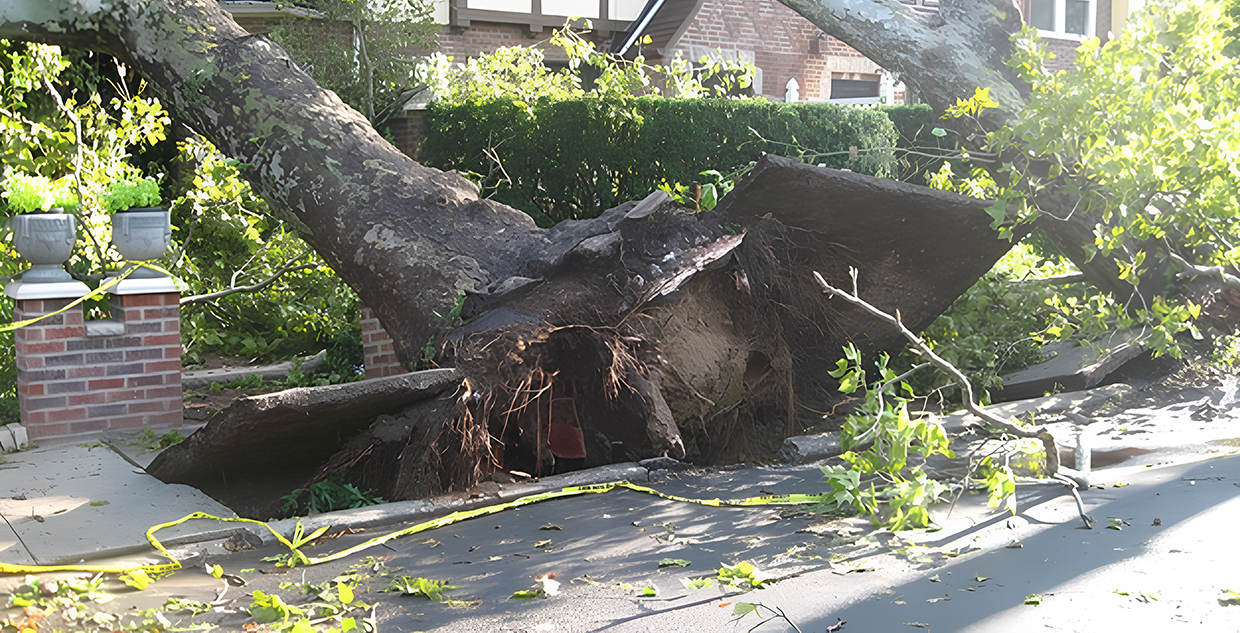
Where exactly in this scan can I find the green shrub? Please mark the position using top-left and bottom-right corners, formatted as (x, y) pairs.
(421, 98), (924, 225)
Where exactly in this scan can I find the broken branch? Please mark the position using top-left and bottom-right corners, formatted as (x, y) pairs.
(812, 268), (1063, 476)
(180, 253), (316, 305)
(1166, 249), (1240, 290)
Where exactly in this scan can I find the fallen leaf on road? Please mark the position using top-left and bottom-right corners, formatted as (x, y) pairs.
(1219, 589), (1240, 606)
(903, 622), (930, 628)
(682, 577), (714, 589)
(659, 558), (691, 568)
(1025, 594), (1043, 605)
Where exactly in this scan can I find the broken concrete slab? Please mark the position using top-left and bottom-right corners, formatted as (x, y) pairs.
(148, 369), (463, 517)
(997, 329), (1146, 401)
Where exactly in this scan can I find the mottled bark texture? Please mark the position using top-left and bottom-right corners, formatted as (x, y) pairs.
(5, 1), (1018, 500)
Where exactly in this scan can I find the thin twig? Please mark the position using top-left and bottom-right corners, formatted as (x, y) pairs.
(180, 256), (316, 305)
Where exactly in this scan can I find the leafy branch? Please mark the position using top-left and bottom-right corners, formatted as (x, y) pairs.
(814, 267), (1065, 478)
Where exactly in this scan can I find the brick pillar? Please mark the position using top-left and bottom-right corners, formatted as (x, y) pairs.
(361, 305), (406, 380)
(13, 291), (182, 444)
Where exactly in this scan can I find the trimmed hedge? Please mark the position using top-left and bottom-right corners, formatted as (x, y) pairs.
(420, 98), (937, 225)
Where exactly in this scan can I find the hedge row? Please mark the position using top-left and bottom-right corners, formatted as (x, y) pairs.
(419, 98), (938, 225)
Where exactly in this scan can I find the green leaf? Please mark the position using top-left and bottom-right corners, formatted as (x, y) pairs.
(681, 577), (715, 589)
(659, 558), (691, 568)
(985, 200), (1008, 227)
(732, 602), (757, 615)
(931, 127), (947, 137)
(699, 183), (718, 211)
(510, 589), (543, 599)
(1024, 594), (1043, 605)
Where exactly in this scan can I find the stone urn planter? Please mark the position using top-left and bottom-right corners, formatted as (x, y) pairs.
(111, 206), (171, 260)
(8, 211), (77, 283)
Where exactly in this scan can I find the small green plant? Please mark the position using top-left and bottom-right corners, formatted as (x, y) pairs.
(101, 176), (161, 212)
(137, 428), (186, 452)
(279, 472), (387, 517)
(421, 288), (466, 363)
(223, 373), (265, 391)
(2, 172), (75, 214)
(382, 576), (457, 600)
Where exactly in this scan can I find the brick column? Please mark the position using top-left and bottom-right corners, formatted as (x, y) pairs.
(361, 305), (406, 380)
(13, 291), (182, 443)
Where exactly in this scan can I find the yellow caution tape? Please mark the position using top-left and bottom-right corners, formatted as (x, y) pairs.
(0, 480), (830, 576)
(0, 262), (178, 333)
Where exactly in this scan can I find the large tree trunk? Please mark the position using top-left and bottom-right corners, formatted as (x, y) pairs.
(3, 0), (1017, 498)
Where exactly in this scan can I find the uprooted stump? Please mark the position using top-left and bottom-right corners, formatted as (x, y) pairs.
(147, 370), (462, 518)
(152, 156), (1020, 515)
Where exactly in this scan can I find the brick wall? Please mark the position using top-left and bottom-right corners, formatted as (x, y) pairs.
(361, 305), (406, 380)
(388, 110), (426, 160)
(1042, 37), (1083, 72)
(671, 0), (876, 101)
(14, 293), (182, 444)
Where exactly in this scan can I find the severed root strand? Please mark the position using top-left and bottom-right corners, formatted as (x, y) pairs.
(813, 268), (1075, 482)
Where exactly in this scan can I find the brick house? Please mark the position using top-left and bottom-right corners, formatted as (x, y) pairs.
(1020, 0), (1144, 71)
(610, 0), (900, 103)
(434, 0), (900, 104)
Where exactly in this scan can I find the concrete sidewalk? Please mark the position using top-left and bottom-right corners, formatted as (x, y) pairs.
(0, 437), (238, 567)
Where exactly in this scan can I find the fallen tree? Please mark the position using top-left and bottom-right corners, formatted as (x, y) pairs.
(5, 0), (1031, 503)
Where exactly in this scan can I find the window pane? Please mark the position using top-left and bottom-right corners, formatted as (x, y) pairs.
(1065, 0), (1090, 35)
(831, 79), (880, 99)
(1031, 0), (1055, 31)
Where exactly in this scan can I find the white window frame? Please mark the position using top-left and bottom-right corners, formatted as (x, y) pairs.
(1034, 0), (1097, 41)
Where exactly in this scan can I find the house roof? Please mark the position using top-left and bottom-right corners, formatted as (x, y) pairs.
(612, 0), (707, 58)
